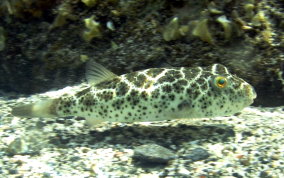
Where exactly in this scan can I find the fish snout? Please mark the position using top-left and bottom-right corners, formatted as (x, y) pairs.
(245, 84), (257, 105)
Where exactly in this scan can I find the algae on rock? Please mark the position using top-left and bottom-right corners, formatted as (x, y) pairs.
(82, 0), (98, 7)
(163, 17), (189, 41)
(83, 16), (102, 42)
(192, 19), (214, 44)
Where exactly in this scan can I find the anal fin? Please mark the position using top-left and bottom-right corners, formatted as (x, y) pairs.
(85, 117), (105, 127)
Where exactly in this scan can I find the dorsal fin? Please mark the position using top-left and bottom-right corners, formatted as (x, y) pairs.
(85, 61), (117, 84)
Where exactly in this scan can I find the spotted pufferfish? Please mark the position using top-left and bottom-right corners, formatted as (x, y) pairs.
(12, 62), (256, 126)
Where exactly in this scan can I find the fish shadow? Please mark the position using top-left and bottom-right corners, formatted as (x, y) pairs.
(48, 122), (235, 148)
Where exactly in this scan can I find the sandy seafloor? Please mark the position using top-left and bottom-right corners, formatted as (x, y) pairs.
(0, 87), (283, 178)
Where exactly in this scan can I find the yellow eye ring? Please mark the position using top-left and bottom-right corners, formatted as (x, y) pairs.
(214, 76), (228, 88)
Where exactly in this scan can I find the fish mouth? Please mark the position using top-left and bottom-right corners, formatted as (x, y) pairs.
(245, 84), (257, 105)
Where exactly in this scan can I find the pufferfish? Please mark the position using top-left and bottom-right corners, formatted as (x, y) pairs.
(11, 62), (256, 126)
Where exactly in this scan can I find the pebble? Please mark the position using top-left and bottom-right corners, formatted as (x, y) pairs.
(6, 138), (30, 155)
(133, 144), (176, 163)
(183, 148), (210, 162)
(177, 167), (190, 176)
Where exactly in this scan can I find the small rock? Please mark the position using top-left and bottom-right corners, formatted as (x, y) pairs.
(259, 171), (272, 178)
(133, 144), (176, 163)
(8, 169), (18, 174)
(183, 148), (210, 162)
(178, 167), (190, 176)
(6, 137), (29, 155)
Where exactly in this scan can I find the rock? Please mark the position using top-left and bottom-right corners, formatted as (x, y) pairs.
(133, 144), (176, 163)
(177, 167), (190, 176)
(183, 148), (210, 162)
(6, 138), (30, 155)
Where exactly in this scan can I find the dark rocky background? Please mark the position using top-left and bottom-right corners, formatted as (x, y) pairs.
(0, 0), (283, 106)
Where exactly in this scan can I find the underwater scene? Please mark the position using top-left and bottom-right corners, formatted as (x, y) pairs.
(0, 0), (284, 177)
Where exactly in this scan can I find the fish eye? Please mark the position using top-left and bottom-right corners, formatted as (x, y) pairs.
(213, 76), (228, 88)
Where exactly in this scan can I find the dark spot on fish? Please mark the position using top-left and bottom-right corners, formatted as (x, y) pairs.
(146, 68), (163, 78)
(172, 82), (184, 93)
(151, 89), (160, 98)
(199, 84), (208, 92)
(176, 79), (188, 86)
(130, 90), (139, 97)
(191, 83), (198, 89)
(95, 78), (121, 89)
(169, 94), (175, 101)
(116, 82), (129, 96)
(131, 98), (140, 105)
(141, 91), (148, 100)
(207, 91), (212, 97)
(96, 91), (113, 101)
(178, 100), (191, 110)
(162, 84), (172, 93)
(133, 74), (147, 88)
(75, 87), (91, 97)
(186, 88), (192, 95)
(125, 71), (138, 82)
(83, 94), (97, 106)
(183, 67), (199, 79)
(157, 70), (180, 84)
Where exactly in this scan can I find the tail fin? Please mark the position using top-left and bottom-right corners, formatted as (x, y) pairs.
(11, 99), (59, 118)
